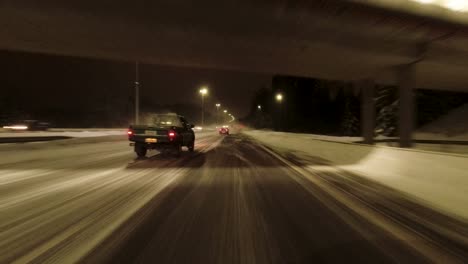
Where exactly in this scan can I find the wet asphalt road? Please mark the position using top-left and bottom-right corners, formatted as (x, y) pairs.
(1, 132), (467, 263)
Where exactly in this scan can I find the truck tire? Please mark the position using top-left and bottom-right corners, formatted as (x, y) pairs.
(188, 140), (195, 152)
(135, 144), (147, 158)
(174, 143), (182, 157)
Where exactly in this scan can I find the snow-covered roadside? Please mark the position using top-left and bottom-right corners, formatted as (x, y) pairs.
(246, 130), (363, 143)
(0, 129), (126, 138)
(244, 130), (468, 220)
(0, 130), (215, 151)
(249, 129), (468, 155)
(248, 129), (468, 143)
(414, 132), (468, 141)
(418, 103), (468, 136)
(0, 128), (213, 138)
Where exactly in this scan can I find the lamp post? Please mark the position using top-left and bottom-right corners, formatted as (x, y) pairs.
(216, 103), (221, 126)
(199, 87), (208, 126)
(256, 105), (262, 128)
(276, 93), (284, 130)
(135, 62), (140, 124)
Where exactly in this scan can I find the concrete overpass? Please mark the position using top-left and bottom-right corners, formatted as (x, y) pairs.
(1, 0), (468, 146)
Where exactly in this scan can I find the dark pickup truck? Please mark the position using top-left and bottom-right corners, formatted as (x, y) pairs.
(128, 113), (195, 158)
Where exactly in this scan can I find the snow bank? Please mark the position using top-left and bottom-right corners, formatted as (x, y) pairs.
(414, 132), (468, 141)
(0, 128), (213, 138)
(0, 129), (126, 138)
(0, 130), (216, 151)
(244, 130), (468, 220)
(419, 103), (468, 137)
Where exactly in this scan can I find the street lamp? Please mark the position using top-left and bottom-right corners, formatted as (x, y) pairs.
(215, 103), (221, 126)
(134, 62), (140, 124)
(223, 110), (228, 123)
(257, 105), (262, 110)
(199, 87), (208, 126)
(276, 93), (283, 102)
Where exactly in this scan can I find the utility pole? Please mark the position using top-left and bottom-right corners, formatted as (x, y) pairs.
(276, 93), (283, 131)
(135, 62), (140, 124)
(216, 103), (221, 126)
(199, 87), (208, 126)
(202, 95), (205, 126)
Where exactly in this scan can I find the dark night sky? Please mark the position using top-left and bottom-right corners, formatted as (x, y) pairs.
(0, 50), (271, 119)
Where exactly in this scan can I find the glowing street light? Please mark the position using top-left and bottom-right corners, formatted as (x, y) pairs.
(199, 87), (208, 126)
(223, 109), (228, 113)
(199, 87), (208, 95)
(276, 93), (283, 102)
(257, 105), (262, 110)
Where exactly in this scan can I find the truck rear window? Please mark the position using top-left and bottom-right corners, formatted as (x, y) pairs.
(151, 115), (182, 127)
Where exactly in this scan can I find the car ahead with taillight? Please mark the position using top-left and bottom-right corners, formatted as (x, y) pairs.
(127, 113), (195, 158)
(219, 126), (229, 135)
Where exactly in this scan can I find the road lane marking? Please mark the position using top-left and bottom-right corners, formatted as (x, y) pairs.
(9, 167), (190, 264)
(3, 133), (222, 263)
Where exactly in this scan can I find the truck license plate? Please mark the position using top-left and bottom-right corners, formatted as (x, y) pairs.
(145, 138), (157, 143)
(145, 130), (156, 136)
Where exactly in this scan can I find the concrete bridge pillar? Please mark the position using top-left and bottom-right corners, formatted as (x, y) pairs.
(397, 65), (415, 148)
(360, 79), (376, 144)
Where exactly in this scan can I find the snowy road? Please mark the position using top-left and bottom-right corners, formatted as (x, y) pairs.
(1, 133), (467, 263)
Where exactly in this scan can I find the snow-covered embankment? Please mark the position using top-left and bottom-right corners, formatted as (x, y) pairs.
(244, 130), (468, 220)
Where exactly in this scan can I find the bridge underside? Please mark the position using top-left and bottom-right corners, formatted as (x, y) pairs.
(1, 1), (467, 147)
(1, 1), (468, 92)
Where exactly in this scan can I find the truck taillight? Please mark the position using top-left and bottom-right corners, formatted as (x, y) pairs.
(168, 130), (176, 140)
(127, 130), (133, 136)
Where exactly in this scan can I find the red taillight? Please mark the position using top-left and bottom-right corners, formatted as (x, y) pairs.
(168, 130), (176, 140)
(127, 130), (133, 135)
